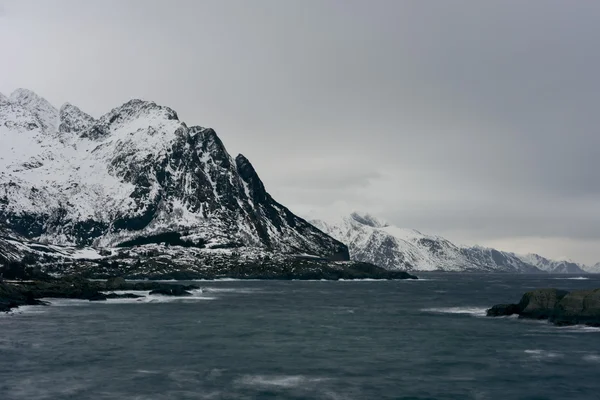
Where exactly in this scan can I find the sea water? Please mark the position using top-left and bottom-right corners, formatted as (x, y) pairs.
(1, 273), (600, 399)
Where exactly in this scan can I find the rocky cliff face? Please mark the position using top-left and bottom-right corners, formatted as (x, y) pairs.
(0, 89), (347, 262)
(311, 213), (589, 273)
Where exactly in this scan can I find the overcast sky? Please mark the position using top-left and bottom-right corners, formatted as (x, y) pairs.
(1, 0), (600, 263)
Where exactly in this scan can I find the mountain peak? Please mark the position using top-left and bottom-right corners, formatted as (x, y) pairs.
(0, 92), (7, 103)
(59, 102), (96, 134)
(102, 99), (179, 124)
(9, 88), (54, 109)
(350, 212), (389, 228)
(8, 88), (58, 133)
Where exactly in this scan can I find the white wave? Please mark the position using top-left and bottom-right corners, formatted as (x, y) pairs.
(397, 278), (436, 281)
(237, 374), (327, 389)
(421, 307), (488, 317)
(337, 278), (389, 282)
(1, 304), (48, 316)
(552, 277), (590, 280)
(524, 349), (563, 359)
(40, 298), (90, 306)
(583, 354), (600, 363)
(192, 278), (262, 282)
(558, 325), (600, 333)
(101, 290), (151, 295)
(201, 287), (257, 294)
(38, 290), (216, 306)
(103, 290), (216, 304)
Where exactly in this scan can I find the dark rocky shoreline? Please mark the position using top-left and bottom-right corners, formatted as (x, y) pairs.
(0, 276), (200, 313)
(487, 288), (600, 327)
(0, 262), (417, 313)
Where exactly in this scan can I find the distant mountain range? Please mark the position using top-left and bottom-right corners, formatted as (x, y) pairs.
(1, 88), (595, 277)
(311, 213), (598, 274)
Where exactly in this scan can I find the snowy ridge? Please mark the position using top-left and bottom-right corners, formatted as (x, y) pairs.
(311, 213), (590, 273)
(581, 262), (600, 274)
(516, 253), (587, 274)
(0, 89), (347, 260)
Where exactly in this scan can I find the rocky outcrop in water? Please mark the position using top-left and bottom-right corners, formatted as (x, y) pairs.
(487, 288), (600, 326)
(0, 275), (201, 313)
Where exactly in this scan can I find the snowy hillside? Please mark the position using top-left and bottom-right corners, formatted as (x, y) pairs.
(311, 213), (590, 273)
(0, 89), (348, 260)
(582, 263), (600, 274)
(515, 253), (587, 274)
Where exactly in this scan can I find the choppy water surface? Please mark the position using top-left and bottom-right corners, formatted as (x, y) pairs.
(2, 273), (600, 399)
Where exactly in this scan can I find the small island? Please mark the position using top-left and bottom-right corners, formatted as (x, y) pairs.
(487, 288), (600, 327)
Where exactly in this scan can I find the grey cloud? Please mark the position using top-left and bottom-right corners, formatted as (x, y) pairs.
(1, 0), (599, 262)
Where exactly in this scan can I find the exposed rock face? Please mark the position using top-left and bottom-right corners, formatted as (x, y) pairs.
(553, 289), (600, 326)
(486, 303), (521, 317)
(0, 276), (200, 312)
(517, 289), (569, 319)
(311, 213), (588, 273)
(487, 288), (600, 326)
(0, 89), (349, 270)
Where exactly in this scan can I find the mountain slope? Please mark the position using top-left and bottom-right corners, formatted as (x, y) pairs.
(311, 213), (588, 273)
(0, 89), (347, 261)
(582, 263), (600, 274)
(515, 253), (587, 274)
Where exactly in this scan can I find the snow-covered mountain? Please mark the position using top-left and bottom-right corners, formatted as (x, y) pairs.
(311, 213), (590, 273)
(582, 263), (600, 274)
(515, 253), (587, 274)
(0, 89), (348, 261)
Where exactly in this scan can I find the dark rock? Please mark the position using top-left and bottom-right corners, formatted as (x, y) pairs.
(551, 289), (600, 326)
(517, 288), (569, 319)
(0, 261), (51, 280)
(104, 292), (144, 299)
(0, 282), (49, 312)
(488, 288), (600, 327)
(105, 276), (127, 290)
(88, 293), (107, 301)
(486, 303), (520, 317)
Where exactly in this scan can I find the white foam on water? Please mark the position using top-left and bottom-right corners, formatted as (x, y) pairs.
(398, 278), (436, 281)
(337, 278), (389, 282)
(103, 290), (216, 304)
(37, 290), (216, 307)
(1, 304), (49, 316)
(101, 290), (151, 296)
(551, 277), (590, 280)
(237, 374), (328, 389)
(201, 287), (258, 294)
(421, 307), (488, 317)
(192, 278), (263, 282)
(524, 349), (563, 359)
(40, 298), (90, 307)
(583, 354), (600, 363)
(557, 325), (600, 333)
